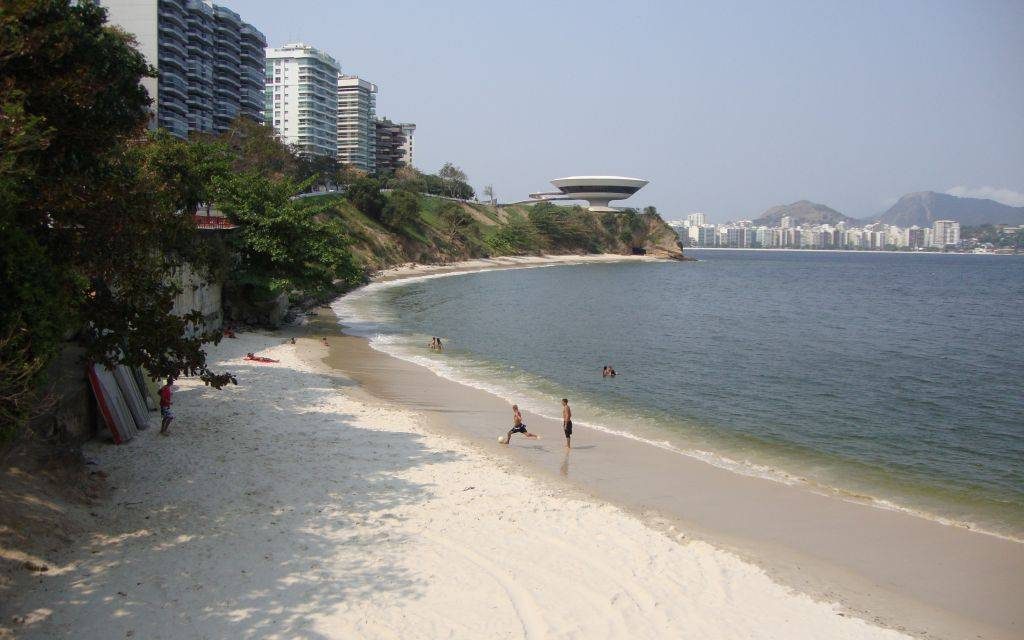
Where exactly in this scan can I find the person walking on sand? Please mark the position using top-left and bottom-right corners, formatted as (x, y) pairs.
(504, 404), (538, 444)
(562, 398), (573, 448)
(159, 378), (175, 436)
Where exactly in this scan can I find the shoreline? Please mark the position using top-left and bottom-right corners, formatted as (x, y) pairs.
(1, 332), (915, 639)
(320, 259), (1024, 639)
(369, 252), (672, 283)
(356, 254), (1020, 544)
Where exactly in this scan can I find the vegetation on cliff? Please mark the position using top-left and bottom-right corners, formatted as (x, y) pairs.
(324, 192), (685, 270)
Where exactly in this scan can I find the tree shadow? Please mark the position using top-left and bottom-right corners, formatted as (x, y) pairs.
(6, 338), (461, 639)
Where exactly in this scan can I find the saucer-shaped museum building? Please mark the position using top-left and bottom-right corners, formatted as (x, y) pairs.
(529, 176), (648, 212)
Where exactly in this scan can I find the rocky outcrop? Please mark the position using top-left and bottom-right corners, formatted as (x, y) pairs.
(753, 200), (857, 227)
(870, 191), (1024, 227)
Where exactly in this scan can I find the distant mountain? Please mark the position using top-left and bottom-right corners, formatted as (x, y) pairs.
(870, 191), (1024, 227)
(752, 200), (857, 227)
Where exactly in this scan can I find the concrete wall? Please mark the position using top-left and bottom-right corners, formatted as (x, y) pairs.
(170, 263), (223, 335)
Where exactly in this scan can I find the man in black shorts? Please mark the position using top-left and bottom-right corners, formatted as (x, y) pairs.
(504, 404), (538, 444)
(562, 398), (573, 449)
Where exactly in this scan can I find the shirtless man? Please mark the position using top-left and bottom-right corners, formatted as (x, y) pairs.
(504, 404), (538, 444)
(562, 398), (573, 448)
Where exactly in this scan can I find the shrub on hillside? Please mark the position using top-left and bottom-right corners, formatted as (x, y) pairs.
(439, 201), (474, 242)
(382, 190), (420, 229)
(346, 177), (385, 220)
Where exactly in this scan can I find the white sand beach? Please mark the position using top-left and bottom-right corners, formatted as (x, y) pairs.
(371, 252), (670, 282)
(2, 331), (911, 639)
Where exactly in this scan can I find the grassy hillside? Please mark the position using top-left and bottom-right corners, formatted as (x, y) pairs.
(309, 193), (687, 272)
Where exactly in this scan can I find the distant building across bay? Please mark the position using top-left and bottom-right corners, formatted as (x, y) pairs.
(675, 218), (965, 251)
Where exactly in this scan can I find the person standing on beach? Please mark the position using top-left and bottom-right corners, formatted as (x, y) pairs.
(159, 378), (174, 436)
(562, 398), (573, 448)
(504, 404), (538, 444)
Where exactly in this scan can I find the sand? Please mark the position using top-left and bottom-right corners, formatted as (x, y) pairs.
(2, 330), (912, 639)
(319, 317), (1024, 640)
(371, 253), (670, 283)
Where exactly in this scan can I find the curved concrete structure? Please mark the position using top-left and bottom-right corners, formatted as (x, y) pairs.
(530, 176), (648, 212)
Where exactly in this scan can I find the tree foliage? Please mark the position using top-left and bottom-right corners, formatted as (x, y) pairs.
(346, 177), (386, 220)
(438, 201), (474, 242)
(0, 0), (237, 435)
(213, 117), (296, 179)
(213, 172), (361, 297)
(382, 190), (420, 229)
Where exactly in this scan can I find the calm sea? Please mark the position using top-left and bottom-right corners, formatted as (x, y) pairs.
(335, 250), (1024, 538)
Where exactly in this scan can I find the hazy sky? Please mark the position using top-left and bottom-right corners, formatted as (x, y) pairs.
(238, 0), (1024, 222)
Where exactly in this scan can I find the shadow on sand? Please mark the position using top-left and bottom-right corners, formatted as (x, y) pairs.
(7, 340), (460, 639)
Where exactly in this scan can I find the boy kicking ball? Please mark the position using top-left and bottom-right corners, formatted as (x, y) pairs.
(500, 404), (539, 444)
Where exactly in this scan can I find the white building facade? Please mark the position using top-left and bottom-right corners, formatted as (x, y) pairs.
(266, 43), (340, 157)
(337, 75), (377, 172)
(399, 123), (416, 167)
(932, 220), (961, 248)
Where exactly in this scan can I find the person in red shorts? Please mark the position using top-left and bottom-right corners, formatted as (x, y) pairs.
(159, 378), (174, 436)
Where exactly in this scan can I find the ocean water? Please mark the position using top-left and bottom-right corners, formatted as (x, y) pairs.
(334, 251), (1024, 539)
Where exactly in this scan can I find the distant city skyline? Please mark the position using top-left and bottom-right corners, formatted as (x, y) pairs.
(215, 1), (1020, 221)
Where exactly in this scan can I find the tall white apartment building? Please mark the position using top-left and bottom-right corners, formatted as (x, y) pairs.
(686, 212), (707, 227)
(932, 220), (960, 248)
(336, 75), (377, 172)
(399, 123), (416, 166)
(266, 43), (340, 157)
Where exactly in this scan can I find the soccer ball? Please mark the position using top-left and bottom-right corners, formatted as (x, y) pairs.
(498, 434), (509, 444)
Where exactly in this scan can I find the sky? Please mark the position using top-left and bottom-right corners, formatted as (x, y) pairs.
(237, 0), (1024, 222)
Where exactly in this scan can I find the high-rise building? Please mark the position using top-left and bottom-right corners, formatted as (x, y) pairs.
(337, 75), (377, 171)
(932, 220), (960, 248)
(908, 226), (925, 249)
(184, 1), (215, 132)
(266, 43), (341, 157)
(399, 123), (416, 167)
(780, 215), (792, 229)
(686, 212), (707, 227)
(375, 118), (415, 173)
(101, 0), (266, 138)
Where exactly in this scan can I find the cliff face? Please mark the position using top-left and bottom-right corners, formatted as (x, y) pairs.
(314, 195), (686, 271)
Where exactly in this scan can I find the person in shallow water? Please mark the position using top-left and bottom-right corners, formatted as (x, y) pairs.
(562, 398), (573, 448)
(504, 404), (538, 444)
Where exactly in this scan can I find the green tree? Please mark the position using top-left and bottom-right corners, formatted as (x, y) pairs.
(140, 130), (232, 215)
(438, 162), (467, 198)
(214, 117), (297, 180)
(394, 165), (425, 192)
(346, 177), (385, 220)
(439, 201), (474, 242)
(0, 0), (234, 435)
(382, 190), (420, 229)
(213, 172), (361, 297)
(294, 153), (340, 191)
